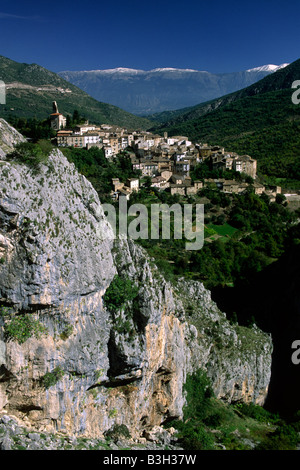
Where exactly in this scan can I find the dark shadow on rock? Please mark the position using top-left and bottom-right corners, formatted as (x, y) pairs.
(211, 244), (300, 417)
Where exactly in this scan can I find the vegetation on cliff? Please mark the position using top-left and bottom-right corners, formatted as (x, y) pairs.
(169, 369), (300, 450)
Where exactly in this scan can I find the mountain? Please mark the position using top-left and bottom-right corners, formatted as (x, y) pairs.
(150, 58), (300, 180)
(246, 64), (289, 73)
(58, 64), (289, 116)
(0, 56), (151, 129)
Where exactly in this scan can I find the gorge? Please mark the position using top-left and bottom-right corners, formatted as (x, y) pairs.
(0, 118), (274, 445)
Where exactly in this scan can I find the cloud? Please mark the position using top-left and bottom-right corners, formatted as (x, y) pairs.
(0, 12), (40, 20)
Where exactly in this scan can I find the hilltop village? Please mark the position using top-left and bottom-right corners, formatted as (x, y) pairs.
(51, 102), (281, 201)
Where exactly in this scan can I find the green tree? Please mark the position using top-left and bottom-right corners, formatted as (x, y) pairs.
(72, 109), (80, 124)
(103, 275), (138, 311)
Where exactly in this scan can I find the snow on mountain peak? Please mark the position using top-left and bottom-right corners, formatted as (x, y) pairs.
(246, 63), (289, 73)
(89, 67), (145, 74)
(150, 67), (199, 73)
(82, 67), (206, 75)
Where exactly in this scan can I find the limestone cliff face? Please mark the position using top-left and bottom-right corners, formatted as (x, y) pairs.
(0, 119), (25, 159)
(0, 124), (272, 438)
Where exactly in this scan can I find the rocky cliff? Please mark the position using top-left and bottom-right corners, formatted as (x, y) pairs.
(0, 119), (25, 158)
(0, 120), (272, 440)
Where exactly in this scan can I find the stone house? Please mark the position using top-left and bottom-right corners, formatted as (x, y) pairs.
(170, 176), (203, 196)
(198, 144), (225, 160)
(174, 160), (190, 176)
(151, 176), (169, 189)
(222, 180), (247, 194)
(63, 133), (101, 148)
(127, 178), (139, 192)
(132, 160), (159, 176)
(170, 185), (186, 196)
(232, 155), (257, 179)
(111, 178), (138, 200)
(56, 130), (73, 146)
(171, 174), (184, 185)
(109, 136), (119, 154)
(112, 178), (124, 192)
(253, 182), (265, 195)
(159, 170), (173, 182)
(74, 124), (97, 135)
(194, 180), (204, 191)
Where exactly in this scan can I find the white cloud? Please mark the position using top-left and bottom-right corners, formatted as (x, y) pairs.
(0, 12), (40, 20)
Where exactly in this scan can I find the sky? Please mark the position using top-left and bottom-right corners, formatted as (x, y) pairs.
(0, 0), (299, 74)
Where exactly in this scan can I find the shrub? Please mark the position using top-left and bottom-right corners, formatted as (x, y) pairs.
(36, 139), (53, 155)
(169, 370), (216, 450)
(204, 411), (223, 427)
(234, 402), (281, 425)
(256, 425), (299, 450)
(0, 306), (11, 317)
(103, 275), (138, 311)
(4, 314), (48, 344)
(59, 324), (74, 340)
(6, 142), (48, 170)
(41, 367), (65, 389)
(104, 424), (131, 441)
(183, 369), (215, 421)
(180, 424), (214, 450)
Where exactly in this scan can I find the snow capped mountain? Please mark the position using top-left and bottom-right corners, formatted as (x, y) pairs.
(149, 67), (200, 73)
(71, 65), (289, 75)
(77, 67), (205, 74)
(87, 67), (145, 74)
(246, 63), (289, 73)
(59, 63), (290, 115)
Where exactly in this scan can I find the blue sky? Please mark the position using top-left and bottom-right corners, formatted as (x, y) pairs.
(0, 0), (299, 73)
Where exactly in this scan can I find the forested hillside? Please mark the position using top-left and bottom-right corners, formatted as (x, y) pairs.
(151, 59), (300, 182)
(0, 56), (151, 129)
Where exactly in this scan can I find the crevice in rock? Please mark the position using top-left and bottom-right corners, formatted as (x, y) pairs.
(15, 405), (43, 413)
(132, 301), (148, 332)
(88, 375), (140, 390)
(0, 365), (15, 383)
(161, 414), (180, 425)
(140, 415), (149, 427)
(107, 331), (131, 378)
(156, 366), (173, 377)
(23, 304), (51, 313)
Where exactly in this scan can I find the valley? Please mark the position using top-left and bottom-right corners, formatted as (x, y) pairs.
(0, 53), (300, 452)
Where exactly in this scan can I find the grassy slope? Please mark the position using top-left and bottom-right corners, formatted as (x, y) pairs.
(0, 56), (151, 129)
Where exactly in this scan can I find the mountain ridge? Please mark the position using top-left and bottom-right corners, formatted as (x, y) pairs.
(150, 58), (300, 128)
(0, 55), (151, 129)
(59, 64), (289, 115)
(62, 64), (289, 74)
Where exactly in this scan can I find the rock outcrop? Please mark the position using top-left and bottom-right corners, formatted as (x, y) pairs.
(0, 119), (25, 158)
(0, 122), (273, 439)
